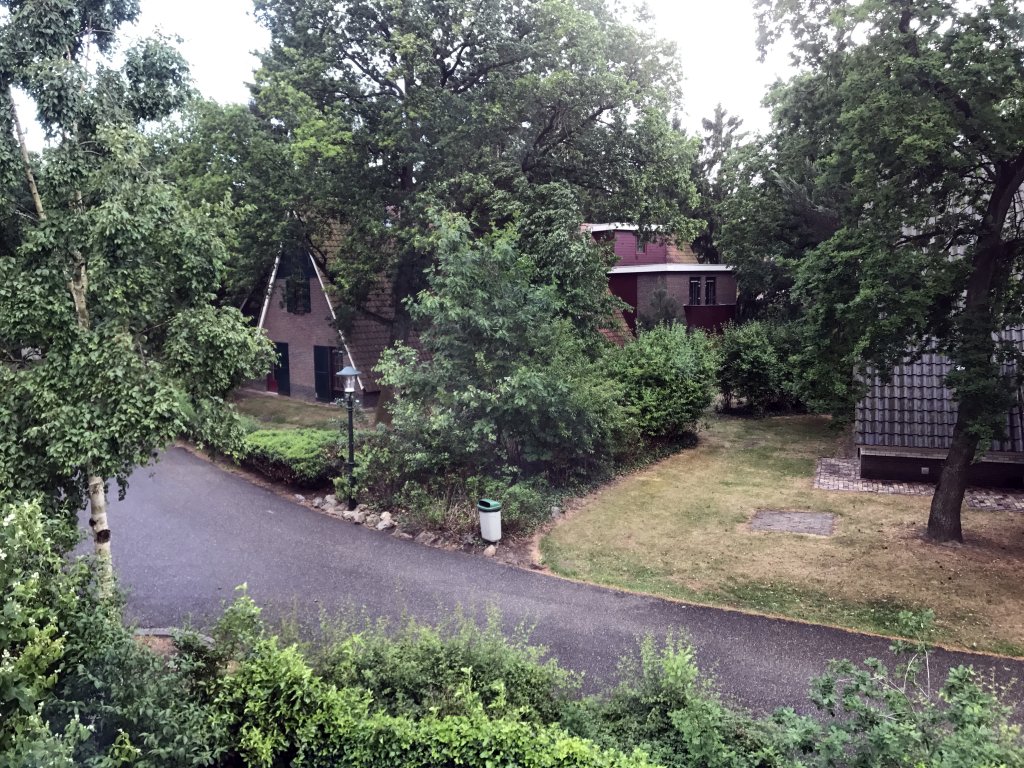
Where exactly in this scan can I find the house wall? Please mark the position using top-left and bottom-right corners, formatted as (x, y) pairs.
(635, 273), (737, 309)
(860, 454), (1024, 488)
(610, 271), (737, 332)
(262, 277), (341, 400)
(595, 231), (669, 266)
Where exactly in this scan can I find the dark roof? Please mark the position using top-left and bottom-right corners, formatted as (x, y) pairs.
(855, 330), (1024, 454)
(345, 279), (395, 394)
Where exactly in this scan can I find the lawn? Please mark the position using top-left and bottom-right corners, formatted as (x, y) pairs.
(541, 414), (1024, 656)
(232, 390), (365, 430)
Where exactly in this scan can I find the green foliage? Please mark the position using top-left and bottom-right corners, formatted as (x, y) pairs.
(0, 3), (273, 527)
(244, 0), (700, 334)
(242, 429), (343, 487)
(0, 499), (222, 767)
(0, 500), (84, 766)
(717, 322), (797, 416)
(380, 471), (557, 537)
(204, 601), (652, 768)
(154, 99), (309, 307)
(804, 658), (1024, 768)
(374, 213), (631, 492)
(609, 326), (718, 440)
(565, 637), (792, 768)
(316, 612), (578, 724)
(692, 105), (747, 265)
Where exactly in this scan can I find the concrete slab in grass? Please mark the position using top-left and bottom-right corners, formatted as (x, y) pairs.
(750, 510), (835, 536)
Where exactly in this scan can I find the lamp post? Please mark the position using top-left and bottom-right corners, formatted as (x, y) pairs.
(336, 364), (361, 511)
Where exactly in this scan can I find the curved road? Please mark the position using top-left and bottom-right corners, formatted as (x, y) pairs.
(105, 448), (1023, 716)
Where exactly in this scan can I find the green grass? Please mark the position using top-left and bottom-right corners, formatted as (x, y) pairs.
(541, 414), (1024, 654)
(232, 391), (366, 430)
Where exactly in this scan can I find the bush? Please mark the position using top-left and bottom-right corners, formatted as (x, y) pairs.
(610, 325), (718, 440)
(565, 636), (792, 768)
(316, 611), (578, 723)
(242, 428), (343, 487)
(0, 499), (223, 767)
(205, 601), (650, 768)
(717, 322), (796, 415)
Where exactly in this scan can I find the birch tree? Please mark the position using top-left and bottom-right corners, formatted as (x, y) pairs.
(0, 0), (275, 582)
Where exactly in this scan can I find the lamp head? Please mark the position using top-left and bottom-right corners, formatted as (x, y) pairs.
(336, 364), (361, 395)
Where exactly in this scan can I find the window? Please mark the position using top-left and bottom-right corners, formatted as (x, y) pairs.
(689, 277), (701, 306)
(285, 270), (311, 314)
(330, 348), (348, 394)
(705, 277), (717, 306)
(635, 235), (646, 254)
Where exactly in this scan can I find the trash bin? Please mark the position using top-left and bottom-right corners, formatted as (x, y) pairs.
(478, 498), (502, 543)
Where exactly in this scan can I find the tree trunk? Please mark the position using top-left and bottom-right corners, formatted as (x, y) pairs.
(88, 474), (113, 589)
(11, 88), (111, 582)
(927, 419), (975, 543)
(9, 92), (46, 221)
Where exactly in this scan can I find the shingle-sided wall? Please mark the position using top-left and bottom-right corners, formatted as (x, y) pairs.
(262, 278), (341, 400)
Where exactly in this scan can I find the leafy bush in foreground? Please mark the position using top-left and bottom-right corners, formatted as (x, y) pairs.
(242, 428), (343, 487)
(5, 498), (1022, 768)
(316, 611), (578, 723)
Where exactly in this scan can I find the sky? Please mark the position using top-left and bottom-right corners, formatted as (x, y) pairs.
(128, 0), (794, 136)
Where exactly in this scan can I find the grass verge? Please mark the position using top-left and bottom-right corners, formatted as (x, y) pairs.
(232, 390), (371, 430)
(541, 414), (1024, 654)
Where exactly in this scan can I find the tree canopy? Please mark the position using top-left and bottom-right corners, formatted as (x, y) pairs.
(0, 0), (275, 568)
(236, 0), (700, 339)
(748, 0), (1024, 541)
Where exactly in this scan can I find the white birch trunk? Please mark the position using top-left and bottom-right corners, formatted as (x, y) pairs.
(11, 89), (112, 589)
(87, 474), (113, 591)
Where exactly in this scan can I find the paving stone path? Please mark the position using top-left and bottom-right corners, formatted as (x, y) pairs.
(814, 458), (1024, 511)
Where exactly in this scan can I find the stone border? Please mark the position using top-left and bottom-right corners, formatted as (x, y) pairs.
(814, 458), (1024, 511)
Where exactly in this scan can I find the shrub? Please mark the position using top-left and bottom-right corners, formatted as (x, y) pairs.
(316, 612), (578, 723)
(801, 654), (1024, 768)
(717, 322), (796, 415)
(206, 603), (651, 768)
(242, 428), (343, 487)
(610, 325), (718, 439)
(565, 636), (792, 768)
(0, 499), (223, 767)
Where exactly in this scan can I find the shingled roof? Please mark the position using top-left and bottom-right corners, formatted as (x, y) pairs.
(855, 330), (1024, 454)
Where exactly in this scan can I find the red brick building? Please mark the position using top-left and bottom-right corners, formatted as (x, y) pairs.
(251, 224), (737, 403)
(254, 247), (391, 405)
(585, 223), (737, 333)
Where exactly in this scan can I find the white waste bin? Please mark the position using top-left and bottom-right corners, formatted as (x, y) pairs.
(478, 498), (502, 543)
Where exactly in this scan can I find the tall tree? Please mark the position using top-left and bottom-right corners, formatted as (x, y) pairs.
(716, 73), (847, 319)
(757, 0), (1024, 542)
(691, 104), (746, 265)
(0, 1), (275, 578)
(247, 0), (700, 343)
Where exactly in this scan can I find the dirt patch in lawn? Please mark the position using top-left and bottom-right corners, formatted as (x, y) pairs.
(539, 414), (1024, 656)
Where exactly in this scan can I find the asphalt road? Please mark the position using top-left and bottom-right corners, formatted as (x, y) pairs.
(103, 447), (1024, 716)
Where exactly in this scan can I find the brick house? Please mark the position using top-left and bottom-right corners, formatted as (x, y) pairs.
(254, 246), (392, 405)
(585, 223), (738, 333)
(855, 330), (1024, 488)
(252, 223), (737, 403)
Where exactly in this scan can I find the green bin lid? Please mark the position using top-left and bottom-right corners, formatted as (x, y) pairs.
(477, 498), (502, 512)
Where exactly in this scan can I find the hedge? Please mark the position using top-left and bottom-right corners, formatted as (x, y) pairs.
(241, 428), (342, 487)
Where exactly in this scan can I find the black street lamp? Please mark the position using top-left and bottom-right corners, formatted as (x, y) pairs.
(336, 364), (361, 511)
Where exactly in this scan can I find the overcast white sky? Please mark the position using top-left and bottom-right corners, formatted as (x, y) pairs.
(129, 0), (792, 136)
